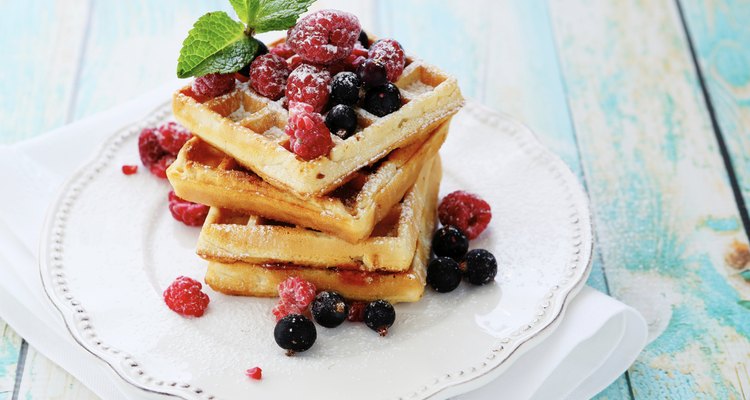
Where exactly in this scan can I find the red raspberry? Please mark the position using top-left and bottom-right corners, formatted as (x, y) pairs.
(285, 64), (331, 112)
(272, 301), (306, 322)
(347, 301), (366, 322)
(325, 44), (365, 75)
(245, 367), (262, 380)
(138, 128), (166, 167)
(157, 122), (192, 155)
(249, 54), (290, 100)
(191, 73), (236, 101)
(163, 276), (210, 317)
(168, 191), (209, 227)
(286, 10), (361, 64)
(149, 155), (175, 179)
(285, 102), (334, 160)
(121, 165), (138, 175)
(369, 39), (406, 82)
(277, 276), (316, 308)
(271, 42), (295, 59)
(287, 55), (304, 71)
(438, 191), (492, 240)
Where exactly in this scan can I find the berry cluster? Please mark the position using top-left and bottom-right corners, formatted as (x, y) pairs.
(137, 122), (192, 179)
(427, 191), (497, 293)
(272, 276), (397, 355)
(188, 10), (408, 161)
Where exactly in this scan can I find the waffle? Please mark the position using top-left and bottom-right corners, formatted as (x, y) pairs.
(203, 157), (441, 303)
(168, 120), (449, 243)
(172, 40), (463, 197)
(197, 152), (439, 272)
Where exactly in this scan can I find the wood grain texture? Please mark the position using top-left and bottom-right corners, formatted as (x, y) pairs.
(0, 320), (22, 399)
(550, 0), (750, 398)
(679, 0), (750, 219)
(16, 350), (98, 400)
(0, 0), (90, 144)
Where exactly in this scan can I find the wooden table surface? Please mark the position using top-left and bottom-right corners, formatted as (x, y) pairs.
(2, 0), (749, 398)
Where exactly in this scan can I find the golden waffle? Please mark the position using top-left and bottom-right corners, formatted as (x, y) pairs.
(203, 157), (441, 303)
(168, 120), (449, 243)
(172, 41), (463, 197)
(197, 152), (439, 272)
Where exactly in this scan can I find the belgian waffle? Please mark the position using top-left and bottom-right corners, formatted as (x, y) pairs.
(203, 157), (441, 303)
(197, 152), (439, 272)
(172, 40), (463, 197)
(168, 120), (449, 243)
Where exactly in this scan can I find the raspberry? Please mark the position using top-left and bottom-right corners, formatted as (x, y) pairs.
(246, 367), (262, 380)
(286, 10), (361, 64)
(149, 155), (175, 179)
(249, 54), (290, 100)
(285, 64), (332, 112)
(438, 191), (492, 240)
(347, 301), (366, 322)
(121, 165), (138, 175)
(369, 39), (406, 82)
(157, 122), (192, 155)
(163, 276), (210, 317)
(326, 45), (366, 74)
(168, 191), (209, 227)
(191, 73), (236, 101)
(271, 42), (295, 59)
(287, 55), (304, 71)
(138, 128), (165, 167)
(272, 301), (305, 322)
(285, 102), (334, 160)
(277, 276), (316, 308)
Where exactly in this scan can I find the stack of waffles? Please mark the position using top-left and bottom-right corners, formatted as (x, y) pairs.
(167, 40), (464, 303)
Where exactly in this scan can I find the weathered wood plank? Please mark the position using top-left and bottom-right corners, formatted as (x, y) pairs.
(0, 320), (23, 399)
(549, 0), (750, 398)
(0, 0), (90, 144)
(17, 350), (98, 400)
(678, 0), (750, 221)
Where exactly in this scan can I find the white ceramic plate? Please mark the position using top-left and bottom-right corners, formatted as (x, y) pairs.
(40, 101), (592, 400)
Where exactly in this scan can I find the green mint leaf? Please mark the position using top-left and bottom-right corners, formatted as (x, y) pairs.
(229, 0), (260, 26)
(177, 12), (258, 78)
(739, 300), (750, 310)
(739, 270), (750, 282)
(253, 0), (316, 33)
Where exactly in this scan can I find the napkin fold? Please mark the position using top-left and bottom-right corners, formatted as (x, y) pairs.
(0, 86), (647, 400)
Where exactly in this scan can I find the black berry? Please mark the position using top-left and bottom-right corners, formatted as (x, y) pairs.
(357, 59), (388, 88)
(358, 30), (370, 48)
(238, 39), (270, 77)
(326, 104), (358, 139)
(331, 72), (362, 106)
(311, 291), (349, 328)
(462, 249), (498, 285)
(427, 257), (462, 293)
(274, 314), (317, 355)
(364, 300), (395, 336)
(432, 226), (469, 259)
(255, 39), (269, 56)
(363, 83), (402, 117)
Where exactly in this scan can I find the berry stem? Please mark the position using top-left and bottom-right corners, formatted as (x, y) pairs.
(377, 327), (389, 337)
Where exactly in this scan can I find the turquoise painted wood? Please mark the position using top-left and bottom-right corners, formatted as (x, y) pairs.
(679, 0), (750, 218)
(549, 0), (750, 398)
(0, 0), (90, 144)
(0, 321), (23, 399)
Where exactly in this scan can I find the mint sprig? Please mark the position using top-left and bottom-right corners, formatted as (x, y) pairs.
(177, 0), (315, 78)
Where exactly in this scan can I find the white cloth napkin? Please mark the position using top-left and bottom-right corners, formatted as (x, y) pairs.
(0, 85), (647, 400)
